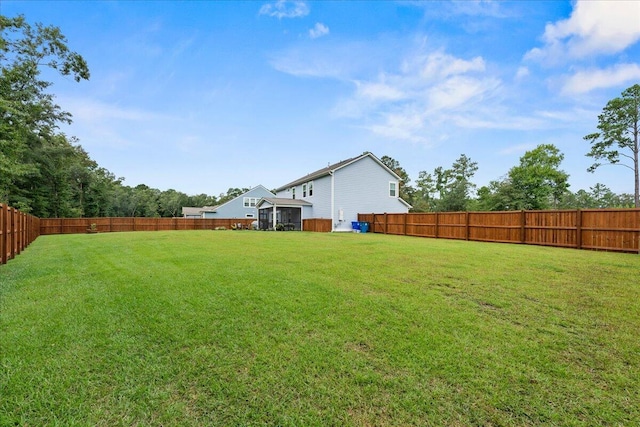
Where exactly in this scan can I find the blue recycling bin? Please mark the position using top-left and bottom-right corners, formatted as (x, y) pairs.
(351, 221), (361, 231)
(359, 222), (369, 233)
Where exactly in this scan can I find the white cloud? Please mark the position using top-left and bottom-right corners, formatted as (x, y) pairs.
(418, 52), (485, 78)
(561, 63), (640, 95)
(515, 66), (529, 80)
(368, 111), (429, 144)
(259, 0), (309, 19)
(309, 22), (329, 39)
(526, 0), (640, 62)
(269, 41), (373, 79)
(355, 81), (405, 101)
(333, 49), (503, 142)
(428, 75), (498, 111)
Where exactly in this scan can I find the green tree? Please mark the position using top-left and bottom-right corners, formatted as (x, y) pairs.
(1, 14), (89, 211)
(507, 144), (569, 210)
(414, 155), (478, 212)
(585, 84), (640, 207)
(217, 187), (249, 205)
(476, 145), (569, 211)
(440, 154), (478, 211)
(413, 170), (437, 212)
(159, 189), (190, 217)
(188, 193), (218, 208)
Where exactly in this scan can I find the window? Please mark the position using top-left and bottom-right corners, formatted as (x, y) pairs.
(389, 182), (397, 197)
(308, 181), (313, 197)
(292, 187), (296, 199)
(302, 184), (307, 198)
(243, 197), (259, 207)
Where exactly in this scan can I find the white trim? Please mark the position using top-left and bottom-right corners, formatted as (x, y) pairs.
(273, 205), (277, 231)
(389, 181), (397, 197)
(330, 171), (335, 230)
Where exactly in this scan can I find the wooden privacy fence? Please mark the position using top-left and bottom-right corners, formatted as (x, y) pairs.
(359, 209), (640, 253)
(39, 217), (256, 235)
(1, 204), (41, 265)
(303, 218), (332, 233)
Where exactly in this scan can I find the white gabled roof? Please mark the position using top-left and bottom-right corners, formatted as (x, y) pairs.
(275, 152), (401, 192)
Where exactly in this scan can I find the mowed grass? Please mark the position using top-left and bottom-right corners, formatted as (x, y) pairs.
(1, 231), (638, 426)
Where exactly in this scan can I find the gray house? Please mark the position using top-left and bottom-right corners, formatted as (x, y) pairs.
(257, 152), (411, 231)
(182, 185), (275, 219)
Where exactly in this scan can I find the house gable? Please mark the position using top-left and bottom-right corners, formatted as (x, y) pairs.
(273, 152), (410, 230)
(210, 185), (275, 219)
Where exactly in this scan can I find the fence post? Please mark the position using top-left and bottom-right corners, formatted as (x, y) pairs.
(1, 204), (6, 265)
(10, 207), (16, 260)
(404, 213), (407, 236)
(576, 209), (582, 250)
(16, 212), (21, 254)
(435, 212), (439, 238)
(465, 211), (470, 241)
(384, 213), (388, 234)
(520, 210), (526, 244)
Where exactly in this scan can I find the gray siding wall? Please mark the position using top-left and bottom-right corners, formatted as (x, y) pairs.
(276, 176), (332, 219)
(333, 156), (408, 231)
(301, 205), (314, 222)
(306, 176), (331, 219)
(208, 186), (273, 219)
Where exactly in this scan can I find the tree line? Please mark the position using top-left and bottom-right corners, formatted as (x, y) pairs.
(0, 15), (250, 218)
(382, 144), (635, 214)
(1, 15), (638, 218)
(381, 81), (639, 212)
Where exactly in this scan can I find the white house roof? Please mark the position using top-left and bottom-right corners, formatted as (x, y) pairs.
(275, 152), (401, 192)
(256, 197), (313, 208)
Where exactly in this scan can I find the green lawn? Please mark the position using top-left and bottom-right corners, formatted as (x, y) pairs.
(1, 230), (638, 426)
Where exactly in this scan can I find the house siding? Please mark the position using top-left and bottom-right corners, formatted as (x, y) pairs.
(208, 186), (274, 219)
(276, 178), (332, 220)
(333, 156), (407, 231)
(273, 153), (408, 231)
(306, 176), (332, 219)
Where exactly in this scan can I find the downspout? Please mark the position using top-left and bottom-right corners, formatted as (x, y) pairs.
(330, 170), (335, 231)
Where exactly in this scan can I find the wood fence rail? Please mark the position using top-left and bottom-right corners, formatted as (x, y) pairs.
(358, 209), (640, 254)
(1, 204), (40, 266)
(39, 217), (256, 235)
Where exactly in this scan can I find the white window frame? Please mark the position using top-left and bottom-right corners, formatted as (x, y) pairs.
(243, 197), (258, 208)
(302, 183), (307, 198)
(292, 187), (296, 199)
(308, 181), (313, 197)
(389, 181), (397, 197)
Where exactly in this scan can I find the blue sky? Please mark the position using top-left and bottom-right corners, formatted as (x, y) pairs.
(3, 0), (639, 197)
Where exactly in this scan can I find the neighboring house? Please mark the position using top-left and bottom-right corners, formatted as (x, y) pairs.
(181, 206), (218, 218)
(257, 152), (411, 231)
(182, 185), (275, 219)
